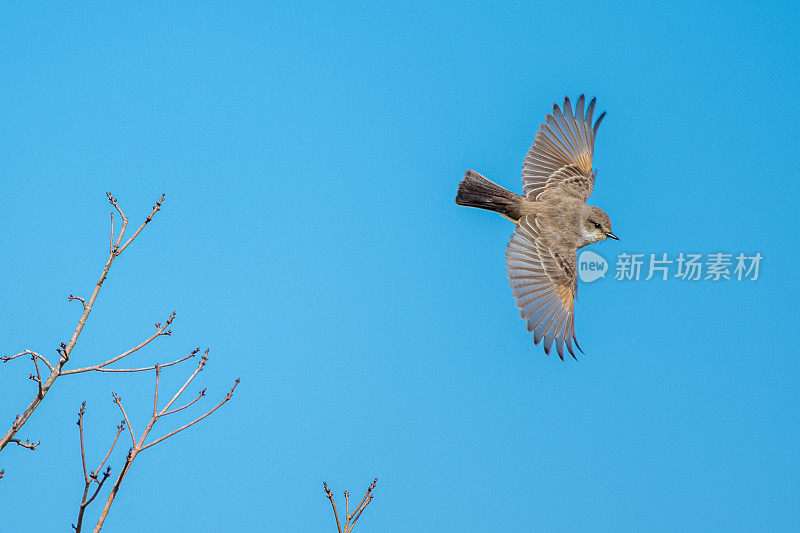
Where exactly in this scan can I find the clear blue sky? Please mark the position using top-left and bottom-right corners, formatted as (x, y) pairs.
(2, 2), (798, 531)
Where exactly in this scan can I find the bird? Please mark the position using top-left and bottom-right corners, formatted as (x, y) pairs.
(456, 95), (617, 360)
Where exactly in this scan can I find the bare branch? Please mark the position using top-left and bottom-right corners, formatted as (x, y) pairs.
(141, 379), (238, 451)
(323, 478), (378, 533)
(58, 342), (69, 364)
(3, 192), (239, 531)
(348, 480), (377, 532)
(1, 351), (27, 363)
(78, 402), (89, 483)
(111, 393), (136, 447)
(74, 404), (121, 533)
(116, 194), (165, 255)
(68, 294), (87, 310)
(153, 365), (161, 417)
(93, 421), (124, 481)
(349, 495), (374, 531)
(29, 355), (43, 399)
(85, 467), (111, 506)
(158, 350), (208, 415)
(61, 312), (176, 375)
(2, 349), (54, 372)
(9, 438), (40, 451)
(0, 193), (165, 453)
(161, 389), (205, 417)
(92, 357), (238, 531)
(84, 349), (199, 374)
(324, 482), (343, 533)
(106, 192), (127, 252)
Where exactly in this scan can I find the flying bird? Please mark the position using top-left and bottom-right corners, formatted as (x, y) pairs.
(456, 95), (617, 360)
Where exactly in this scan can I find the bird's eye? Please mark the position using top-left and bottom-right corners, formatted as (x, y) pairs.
(593, 222), (602, 229)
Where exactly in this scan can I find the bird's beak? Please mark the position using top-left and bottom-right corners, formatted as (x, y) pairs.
(605, 232), (619, 240)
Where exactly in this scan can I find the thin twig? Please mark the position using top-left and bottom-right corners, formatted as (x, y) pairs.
(9, 438), (40, 451)
(93, 422), (124, 479)
(1, 351), (27, 363)
(69, 294), (87, 310)
(106, 193), (127, 252)
(116, 194), (165, 255)
(87, 350), (198, 373)
(323, 478), (378, 533)
(142, 379), (238, 451)
(158, 351), (208, 415)
(61, 313), (177, 375)
(74, 403), (121, 533)
(84, 467), (111, 507)
(160, 389), (206, 417)
(29, 355), (44, 399)
(349, 478), (377, 532)
(324, 482), (343, 533)
(153, 365), (161, 417)
(78, 403), (89, 483)
(2, 349), (54, 372)
(112, 394), (136, 447)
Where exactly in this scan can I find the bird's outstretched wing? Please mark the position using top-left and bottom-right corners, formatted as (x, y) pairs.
(521, 95), (605, 201)
(506, 216), (580, 360)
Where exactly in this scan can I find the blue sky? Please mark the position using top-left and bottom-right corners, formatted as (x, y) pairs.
(1, 2), (798, 531)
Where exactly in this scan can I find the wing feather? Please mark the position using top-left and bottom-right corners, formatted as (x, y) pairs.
(521, 95), (605, 201)
(506, 216), (580, 360)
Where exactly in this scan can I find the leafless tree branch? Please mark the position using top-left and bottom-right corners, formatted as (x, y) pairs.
(323, 478), (378, 533)
(0, 194), (165, 457)
(9, 438), (40, 451)
(91, 354), (238, 531)
(2, 349), (54, 372)
(27, 354), (44, 399)
(68, 348), (200, 374)
(3, 193), (240, 532)
(73, 403), (121, 532)
(68, 294), (87, 310)
(157, 351), (208, 415)
(79, 403), (89, 482)
(94, 422), (125, 479)
(141, 380), (238, 451)
(111, 394), (136, 447)
(1, 351), (27, 363)
(85, 469), (111, 505)
(61, 313), (177, 375)
(111, 193), (164, 255)
(160, 388), (206, 417)
(324, 482), (343, 533)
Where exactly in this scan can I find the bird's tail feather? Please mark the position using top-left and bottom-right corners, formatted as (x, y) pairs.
(455, 170), (524, 221)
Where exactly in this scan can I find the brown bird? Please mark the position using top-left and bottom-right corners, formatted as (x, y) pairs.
(456, 95), (617, 360)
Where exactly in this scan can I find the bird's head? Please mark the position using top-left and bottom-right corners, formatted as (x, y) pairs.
(581, 205), (618, 245)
